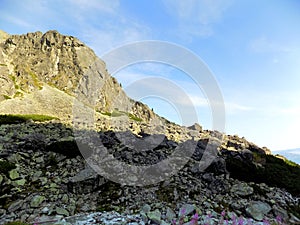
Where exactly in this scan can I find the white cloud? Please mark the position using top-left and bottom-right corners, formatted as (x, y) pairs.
(162, 0), (233, 38)
(67, 0), (119, 14)
(0, 0), (150, 54)
(250, 36), (293, 53)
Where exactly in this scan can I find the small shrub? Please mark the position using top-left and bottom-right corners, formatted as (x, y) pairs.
(226, 154), (300, 196)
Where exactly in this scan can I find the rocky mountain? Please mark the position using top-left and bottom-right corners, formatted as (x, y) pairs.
(0, 31), (300, 224)
(0, 30), (157, 126)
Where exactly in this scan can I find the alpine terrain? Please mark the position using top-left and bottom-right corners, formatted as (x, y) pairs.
(0, 30), (299, 225)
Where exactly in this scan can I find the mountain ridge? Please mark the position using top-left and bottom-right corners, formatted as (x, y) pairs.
(0, 30), (299, 224)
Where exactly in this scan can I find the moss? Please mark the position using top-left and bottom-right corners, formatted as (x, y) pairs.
(128, 113), (142, 122)
(2, 95), (11, 100)
(0, 160), (16, 175)
(9, 74), (16, 83)
(13, 91), (23, 98)
(101, 110), (142, 121)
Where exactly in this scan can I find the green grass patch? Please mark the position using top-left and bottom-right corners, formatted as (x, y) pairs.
(128, 113), (142, 122)
(13, 91), (23, 98)
(2, 95), (11, 100)
(0, 114), (58, 124)
(101, 110), (142, 122)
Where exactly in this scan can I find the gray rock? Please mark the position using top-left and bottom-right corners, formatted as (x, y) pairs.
(188, 123), (202, 132)
(68, 166), (106, 194)
(31, 170), (43, 182)
(246, 201), (271, 221)
(30, 195), (46, 208)
(35, 156), (44, 163)
(8, 199), (24, 212)
(272, 206), (289, 222)
(141, 204), (151, 213)
(147, 209), (161, 224)
(12, 178), (26, 186)
(166, 207), (176, 222)
(179, 204), (195, 217)
(9, 169), (19, 180)
(41, 206), (50, 214)
(289, 213), (300, 224)
(56, 207), (70, 217)
(231, 182), (254, 196)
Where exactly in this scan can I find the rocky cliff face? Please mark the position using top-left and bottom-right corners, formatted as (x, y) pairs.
(0, 30), (156, 123)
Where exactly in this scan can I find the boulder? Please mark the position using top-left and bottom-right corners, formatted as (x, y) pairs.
(68, 166), (106, 194)
(246, 201), (271, 221)
(147, 209), (162, 224)
(230, 182), (254, 196)
(30, 195), (46, 208)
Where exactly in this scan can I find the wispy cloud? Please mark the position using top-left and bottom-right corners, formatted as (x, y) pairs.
(162, 0), (233, 38)
(0, 0), (150, 54)
(250, 36), (293, 53)
(67, 0), (120, 14)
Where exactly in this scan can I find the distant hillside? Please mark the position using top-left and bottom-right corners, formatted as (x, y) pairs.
(272, 148), (300, 165)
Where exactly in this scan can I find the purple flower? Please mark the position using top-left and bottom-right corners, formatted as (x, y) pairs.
(263, 218), (270, 225)
(221, 210), (226, 217)
(189, 213), (199, 225)
(238, 216), (244, 225)
(276, 215), (282, 223)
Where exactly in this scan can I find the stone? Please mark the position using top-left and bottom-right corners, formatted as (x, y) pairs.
(179, 204), (195, 217)
(0, 174), (3, 184)
(30, 195), (46, 208)
(166, 207), (176, 222)
(56, 207), (70, 217)
(147, 209), (162, 224)
(141, 204), (151, 213)
(41, 206), (50, 214)
(31, 171), (43, 182)
(9, 169), (19, 180)
(289, 213), (300, 224)
(61, 194), (69, 204)
(272, 206), (289, 222)
(231, 182), (254, 196)
(68, 166), (106, 194)
(8, 200), (24, 212)
(246, 201), (271, 221)
(188, 123), (202, 132)
(35, 156), (44, 163)
(13, 178), (26, 186)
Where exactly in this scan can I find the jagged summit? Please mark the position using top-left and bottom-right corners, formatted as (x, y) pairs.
(0, 30), (158, 128)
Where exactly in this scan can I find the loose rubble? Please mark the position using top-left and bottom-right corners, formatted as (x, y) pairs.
(0, 121), (299, 224)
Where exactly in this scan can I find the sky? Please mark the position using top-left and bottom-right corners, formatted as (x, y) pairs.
(0, 0), (300, 152)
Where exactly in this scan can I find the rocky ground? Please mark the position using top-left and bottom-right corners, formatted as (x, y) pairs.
(0, 121), (299, 225)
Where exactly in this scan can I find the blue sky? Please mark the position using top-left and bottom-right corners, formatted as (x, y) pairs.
(0, 0), (300, 152)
